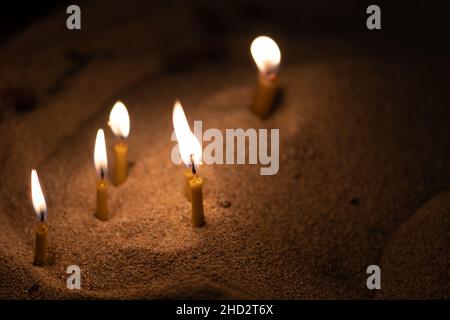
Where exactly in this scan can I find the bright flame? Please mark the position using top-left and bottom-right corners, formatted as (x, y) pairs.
(31, 169), (47, 220)
(172, 100), (202, 168)
(250, 36), (281, 75)
(108, 101), (130, 138)
(94, 129), (108, 177)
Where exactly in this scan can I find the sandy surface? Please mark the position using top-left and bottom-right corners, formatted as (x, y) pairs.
(0, 1), (449, 299)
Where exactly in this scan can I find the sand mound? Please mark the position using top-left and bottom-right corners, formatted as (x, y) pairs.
(377, 190), (450, 299)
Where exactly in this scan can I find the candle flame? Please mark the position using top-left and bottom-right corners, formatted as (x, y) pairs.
(172, 100), (202, 168)
(250, 36), (281, 76)
(31, 169), (47, 220)
(94, 129), (108, 177)
(108, 101), (130, 138)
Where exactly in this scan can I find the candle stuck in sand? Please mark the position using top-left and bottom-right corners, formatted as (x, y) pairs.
(94, 129), (109, 221)
(172, 100), (205, 227)
(108, 101), (130, 186)
(250, 35), (281, 118)
(31, 169), (48, 266)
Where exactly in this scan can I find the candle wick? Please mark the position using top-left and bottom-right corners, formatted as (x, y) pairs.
(190, 154), (196, 175)
(100, 168), (105, 179)
(265, 70), (276, 80)
(40, 211), (44, 222)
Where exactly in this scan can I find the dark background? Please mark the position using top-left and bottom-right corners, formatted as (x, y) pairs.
(1, 0), (449, 52)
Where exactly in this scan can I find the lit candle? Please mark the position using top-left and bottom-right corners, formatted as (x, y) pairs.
(31, 169), (48, 266)
(172, 100), (205, 227)
(94, 129), (109, 221)
(250, 35), (281, 117)
(108, 101), (130, 186)
(172, 100), (197, 201)
(183, 170), (194, 202)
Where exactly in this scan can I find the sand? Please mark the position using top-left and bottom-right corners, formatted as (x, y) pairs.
(0, 1), (449, 299)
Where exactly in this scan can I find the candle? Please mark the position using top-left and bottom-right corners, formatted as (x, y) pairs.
(250, 35), (281, 117)
(31, 169), (48, 266)
(189, 176), (204, 227)
(172, 100), (205, 227)
(108, 101), (130, 186)
(184, 169), (194, 201)
(94, 129), (109, 221)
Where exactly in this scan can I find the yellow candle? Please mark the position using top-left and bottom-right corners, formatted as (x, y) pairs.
(113, 141), (128, 186)
(94, 129), (109, 221)
(31, 169), (48, 266)
(109, 101), (130, 186)
(184, 169), (194, 201)
(172, 100), (206, 227)
(96, 179), (108, 221)
(34, 222), (48, 266)
(250, 36), (281, 118)
(252, 73), (279, 117)
(190, 176), (205, 227)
